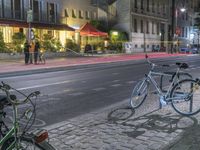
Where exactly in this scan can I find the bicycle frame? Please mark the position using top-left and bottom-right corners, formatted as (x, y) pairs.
(0, 105), (20, 149)
(145, 67), (182, 102)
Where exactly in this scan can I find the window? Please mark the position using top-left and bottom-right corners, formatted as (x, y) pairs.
(162, 3), (166, 15)
(48, 3), (55, 22)
(186, 13), (188, 21)
(182, 27), (184, 37)
(134, 19), (137, 32)
(134, 0), (138, 8)
(1, 0), (4, 17)
(141, 0), (144, 10)
(146, 21), (149, 33)
(72, 9), (77, 18)
(157, 23), (159, 35)
(157, 2), (160, 14)
(33, 0), (39, 21)
(64, 9), (69, 17)
(141, 20), (143, 33)
(185, 27), (188, 37)
(85, 11), (90, 19)
(152, 22), (155, 34)
(152, 0), (155, 12)
(79, 10), (83, 19)
(93, 12), (97, 20)
(147, 0), (149, 11)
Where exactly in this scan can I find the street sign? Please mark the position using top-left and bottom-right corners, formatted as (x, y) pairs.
(27, 9), (33, 23)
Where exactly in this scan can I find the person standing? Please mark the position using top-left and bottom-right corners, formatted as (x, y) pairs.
(34, 40), (40, 64)
(29, 41), (35, 64)
(24, 40), (30, 65)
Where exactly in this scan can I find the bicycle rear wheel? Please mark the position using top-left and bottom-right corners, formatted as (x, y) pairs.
(130, 79), (149, 109)
(1, 136), (55, 150)
(170, 79), (200, 116)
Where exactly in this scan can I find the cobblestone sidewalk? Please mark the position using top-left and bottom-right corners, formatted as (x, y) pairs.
(45, 99), (199, 150)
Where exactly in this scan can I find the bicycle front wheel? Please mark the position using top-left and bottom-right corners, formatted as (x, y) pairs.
(170, 79), (200, 116)
(130, 79), (149, 109)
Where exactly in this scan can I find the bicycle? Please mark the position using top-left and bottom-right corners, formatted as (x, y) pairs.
(130, 54), (200, 116)
(38, 49), (46, 64)
(0, 82), (55, 150)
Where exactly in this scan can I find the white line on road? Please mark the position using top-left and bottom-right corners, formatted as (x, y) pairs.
(68, 92), (84, 96)
(16, 80), (71, 91)
(111, 84), (121, 87)
(93, 87), (106, 91)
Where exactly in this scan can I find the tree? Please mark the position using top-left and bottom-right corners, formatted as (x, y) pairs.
(65, 39), (80, 52)
(0, 32), (6, 52)
(41, 34), (62, 52)
(12, 32), (26, 53)
(90, 20), (109, 32)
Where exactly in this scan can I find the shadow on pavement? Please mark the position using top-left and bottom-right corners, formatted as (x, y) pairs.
(107, 107), (198, 139)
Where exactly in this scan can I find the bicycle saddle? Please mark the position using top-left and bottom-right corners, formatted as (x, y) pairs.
(175, 62), (189, 69)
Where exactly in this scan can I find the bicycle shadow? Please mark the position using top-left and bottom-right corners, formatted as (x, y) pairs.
(107, 107), (198, 138)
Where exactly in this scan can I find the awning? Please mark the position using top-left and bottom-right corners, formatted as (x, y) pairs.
(0, 19), (75, 31)
(78, 22), (108, 37)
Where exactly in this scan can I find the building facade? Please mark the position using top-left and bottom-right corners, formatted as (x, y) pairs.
(112, 0), (198, 53)
(0, 0), (74, 48)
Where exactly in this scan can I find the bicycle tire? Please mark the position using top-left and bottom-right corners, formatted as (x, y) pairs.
(130, 79), (149, 109)
(170, 79), (200, 116)
(1, 136), (55, 150)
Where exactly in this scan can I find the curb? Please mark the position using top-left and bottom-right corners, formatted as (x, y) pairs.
(0, 54), (190, 78)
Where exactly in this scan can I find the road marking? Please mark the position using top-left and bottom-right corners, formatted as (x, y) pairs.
(111, 84), (121, 87)
(48, 89), (72, 96)
(112, 73), (119, 75)
(112, 80), (120, 83)
(93, 87), (106, 91)
(68, 92), (84, 96)
(127, 81), (136, 84)
(16, 80), (71, 90)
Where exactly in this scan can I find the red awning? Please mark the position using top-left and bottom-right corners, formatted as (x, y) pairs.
(79, 22), (108, 37)
(0, 19), (75, 31)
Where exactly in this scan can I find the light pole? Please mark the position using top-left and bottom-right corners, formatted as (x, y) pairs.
(27, 0), (33, 43)
(171, 0), (175, 54)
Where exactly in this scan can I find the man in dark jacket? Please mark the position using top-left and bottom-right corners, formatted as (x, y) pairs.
(34, 40), (40, 64)
(24, 40), (30, 65)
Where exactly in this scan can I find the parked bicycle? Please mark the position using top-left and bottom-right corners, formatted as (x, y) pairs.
(130, 55), (200, 116)
(0, 82), (55, 150)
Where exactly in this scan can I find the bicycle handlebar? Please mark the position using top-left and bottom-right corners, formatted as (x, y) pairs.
(145, 54), (170, 70)
(0, 81), (40, 105)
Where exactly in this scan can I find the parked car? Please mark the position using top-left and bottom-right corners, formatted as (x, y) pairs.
(191, 47), (198, 54)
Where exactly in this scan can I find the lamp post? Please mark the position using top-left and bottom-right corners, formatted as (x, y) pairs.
(27, 0), (33, 43)
(171, 0), (175, 54)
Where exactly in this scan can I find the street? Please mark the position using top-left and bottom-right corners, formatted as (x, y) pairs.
(1, 55), (200, 128)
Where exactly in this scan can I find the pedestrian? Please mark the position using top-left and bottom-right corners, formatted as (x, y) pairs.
(34, 40), (40, 64)
(29, 41), (35, 64)
(24, 40), (30, 65)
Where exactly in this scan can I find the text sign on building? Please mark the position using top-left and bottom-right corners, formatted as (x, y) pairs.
(27, 10), (33, 23)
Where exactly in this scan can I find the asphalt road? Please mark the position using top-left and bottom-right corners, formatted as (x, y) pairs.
(1, 55), (200, 127)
